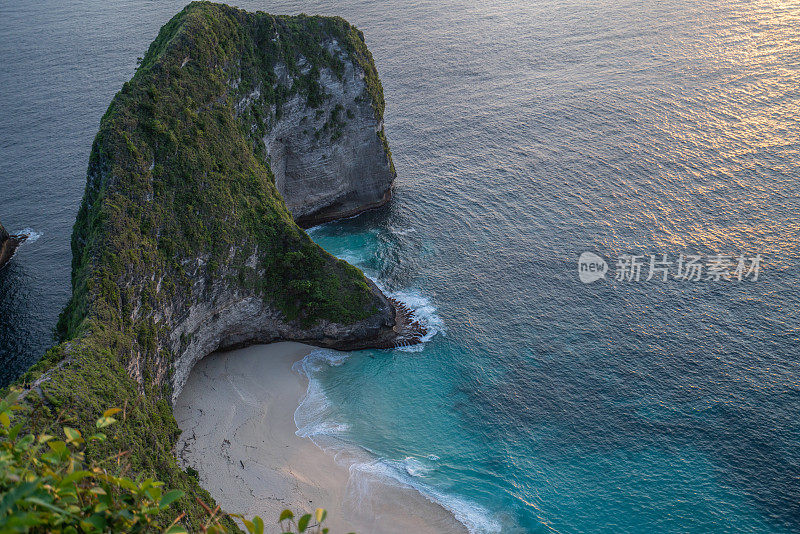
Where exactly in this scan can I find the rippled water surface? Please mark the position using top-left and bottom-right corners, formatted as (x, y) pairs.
(2, 0), (799, 531)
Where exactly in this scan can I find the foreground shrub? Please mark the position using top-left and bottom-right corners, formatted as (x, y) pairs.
(0, 392), (339, 533)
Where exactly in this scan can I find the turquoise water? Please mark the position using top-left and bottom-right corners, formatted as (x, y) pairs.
(2, 0), (799, 531)
(302, 211), (795, 532)
(296, 2), (800, 530)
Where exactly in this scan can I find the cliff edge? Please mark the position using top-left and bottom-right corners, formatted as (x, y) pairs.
(0, 221), (25, 269)
(16, 3), (404, 529)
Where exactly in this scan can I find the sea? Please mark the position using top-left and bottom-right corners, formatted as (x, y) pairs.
(1, 0), (799, 532)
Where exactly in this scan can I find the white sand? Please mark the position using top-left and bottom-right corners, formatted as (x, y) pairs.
(173, 343), (467, 534)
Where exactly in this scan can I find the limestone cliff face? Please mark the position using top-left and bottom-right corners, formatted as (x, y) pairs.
(246, 46), (395, 227)
(164, 270), (397, 402)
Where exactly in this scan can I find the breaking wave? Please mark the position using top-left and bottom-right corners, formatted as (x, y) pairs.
(292, 349), (501, 534)
(15, 228), (42, 243)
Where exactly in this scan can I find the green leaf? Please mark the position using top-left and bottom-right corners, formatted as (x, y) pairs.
(315, 508), (326, 523)
(298, 513), (311, 532)
(145, 485), (162, 501)
(113, 477), (138, 492)
(24, 496), (71, 516)
(84, 513), (106, 532)
(0, 482), (37, 516)
(242, 519), (256, 533)
(0, 411), (10, 428)
(95, 416), (117, 429)
(63, 426), (82, 443)
(164, 526), (189, 534)
(8, 422), (23, 440)
(3, 389), (20, 405)
(159, 489), (184, 509)
(47, 440), (67, 455)
(60, 470), (92, 487)
(279, 509), (294, 522)
(103, 408), (123, 418)
(253, 516), (264, 534)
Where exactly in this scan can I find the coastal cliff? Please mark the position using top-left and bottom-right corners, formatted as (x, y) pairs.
(54, 1), (403, 402)
(16, 3), (403, 529)
(250, 30), (396, 227)
(0, 221), (24, 269)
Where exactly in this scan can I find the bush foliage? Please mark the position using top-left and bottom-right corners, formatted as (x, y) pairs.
(0, 395), (341, 533)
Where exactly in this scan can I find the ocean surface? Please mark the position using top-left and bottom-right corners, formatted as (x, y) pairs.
(2, 0), (799, 532)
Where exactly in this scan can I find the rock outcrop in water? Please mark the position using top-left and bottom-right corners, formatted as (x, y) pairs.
(0, 221), (25, 269)
(16, 3), (412, 528)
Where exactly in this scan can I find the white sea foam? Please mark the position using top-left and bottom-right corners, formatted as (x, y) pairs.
(308, 227), (443, 350)
(331, 251), (446, 351)
(400, 456), (433, 477)
(292, 349), (501, 534)
(389, 226), (416, 236)
(347, 457), (502, 534)
(361, 276), (445, 350)
(386, 287), (445, 351)
(334, 248), (367, 266)
(16, 228), (42, 243)
(305, 225), (323, 237)
(293, 349), (350, 439)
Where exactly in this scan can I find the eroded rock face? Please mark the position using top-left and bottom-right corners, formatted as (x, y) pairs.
(237, 41), (395, 227)
(0, 221), (24, 269)
(166, 274), (396, 403)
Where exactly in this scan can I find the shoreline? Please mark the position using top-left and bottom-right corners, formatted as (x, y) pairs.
(0, 233), (27, 270)
(174, 342), (468, 533)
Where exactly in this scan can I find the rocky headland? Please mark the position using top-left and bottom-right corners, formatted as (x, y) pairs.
(0, 221), (26, 269)
(16, 2), (419, 529)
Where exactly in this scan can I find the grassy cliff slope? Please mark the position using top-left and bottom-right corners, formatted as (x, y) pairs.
(13, 3), (397, 529)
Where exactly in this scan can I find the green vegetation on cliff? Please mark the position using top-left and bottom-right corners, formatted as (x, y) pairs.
(58, 1), (387, 343)
(11, 2), (393, 530)
(0, 394), (333, 532)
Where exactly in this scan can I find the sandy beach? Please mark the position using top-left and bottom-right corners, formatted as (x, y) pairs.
(173, 343), (467, 534)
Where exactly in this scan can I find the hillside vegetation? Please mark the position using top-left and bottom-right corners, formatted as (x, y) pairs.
(8, 2), (395, 530)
